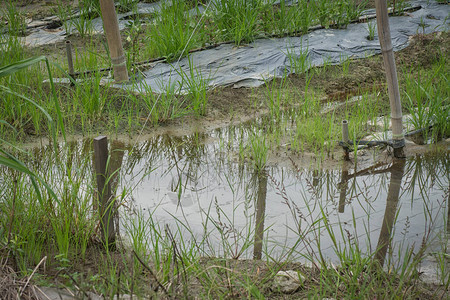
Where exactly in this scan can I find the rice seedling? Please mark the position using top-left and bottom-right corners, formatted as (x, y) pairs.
(340, 54), (351, 76)
(175, 55), (210, 116)
(366, 20), (377, 41)
(390, 0), (408, 16)
(286, 43), (311, 75)
(70, 13), (94, 38)
(54, 0), (74, 35)
(211, 0), (266, 45)
(116, 0), (139, 13)
(249, 132), (269, 173)
(80, 0), (102, 19)
(264, 73), (288, 122)
(417, 16), (430, 36)
(265, 0), (313, 35)
(2, 1), (27, 37)
(143, 0), (202, 61)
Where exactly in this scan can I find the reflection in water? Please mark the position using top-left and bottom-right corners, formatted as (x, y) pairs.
(338, 163), (349, 213)
(337, 159), (408, 267)
(374, 160), (405, 266)
(108, 140), (125, 237)
(253, 170), (268, 260)
(21, 130), (449, 267)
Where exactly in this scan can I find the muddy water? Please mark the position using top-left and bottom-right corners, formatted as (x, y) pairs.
(120, 134), (448, 265)
(28, 129), (449, 268)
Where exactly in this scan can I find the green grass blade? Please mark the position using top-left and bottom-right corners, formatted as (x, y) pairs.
(0, 55), (47, 78)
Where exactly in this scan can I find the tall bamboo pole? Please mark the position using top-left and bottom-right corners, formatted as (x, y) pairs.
(99, 0), (128, 83)
(375, 0), (405, 158)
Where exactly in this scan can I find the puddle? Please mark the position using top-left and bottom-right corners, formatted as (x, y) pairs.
(25, 125), (449, 275)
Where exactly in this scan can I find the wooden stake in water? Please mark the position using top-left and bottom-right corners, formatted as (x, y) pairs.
(99, 0), (128, 83)
(93, 136), (116, 246)
(375, 0), (405, 158)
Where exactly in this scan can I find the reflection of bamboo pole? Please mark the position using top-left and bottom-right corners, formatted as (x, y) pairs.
(447, 184), (449, 234)
(338, 165), (349, 213)
(375, 0), (404, 158)
(93, 136), (116, 247)
(374, 159), (405, 266)
(109, 140), (125, 192)
(253, 171), (268, 260)
(99, 0), (128, 83)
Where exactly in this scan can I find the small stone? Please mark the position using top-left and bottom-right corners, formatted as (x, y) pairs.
(271, 270), (304, 294)
(113, 294), (133, 300)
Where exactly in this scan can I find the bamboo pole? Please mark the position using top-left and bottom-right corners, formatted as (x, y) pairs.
(375, 0), (405, 158)
(99, 0), (128, 83)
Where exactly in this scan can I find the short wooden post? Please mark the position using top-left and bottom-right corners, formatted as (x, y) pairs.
(93, 136), (116, 246)
(65, 40), (74, 82)
(375, 0), (405, 158)
(99, 0), (129, 83)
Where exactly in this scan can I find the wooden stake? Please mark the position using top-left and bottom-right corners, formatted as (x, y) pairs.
(93, 136), (116, 246)
(99, 0), (128, 83)
(375, 0), (405, 158)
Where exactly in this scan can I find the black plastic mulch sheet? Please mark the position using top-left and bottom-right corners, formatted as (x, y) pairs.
(123, 0), (449, 94)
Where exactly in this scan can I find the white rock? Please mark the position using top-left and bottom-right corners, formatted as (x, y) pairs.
(271, 270), (304, 294)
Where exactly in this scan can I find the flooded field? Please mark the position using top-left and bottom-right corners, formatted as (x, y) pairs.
(28, 126), (449, 271)
(1, 0), (449, 298)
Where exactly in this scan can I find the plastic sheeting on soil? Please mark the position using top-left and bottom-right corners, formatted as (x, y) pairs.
(16, 0), (297, 47)
(118, 0), (449, 93)
(17, 1), (165, 47)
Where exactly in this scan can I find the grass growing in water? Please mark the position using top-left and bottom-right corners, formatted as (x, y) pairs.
(2, 137), (447, 298)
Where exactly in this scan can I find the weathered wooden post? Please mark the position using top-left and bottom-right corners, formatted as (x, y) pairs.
(375, 0), (405, 158)
(93, 136), (116, 247)
(65, 40), (74, 81)
(99, 0), (129, 83)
